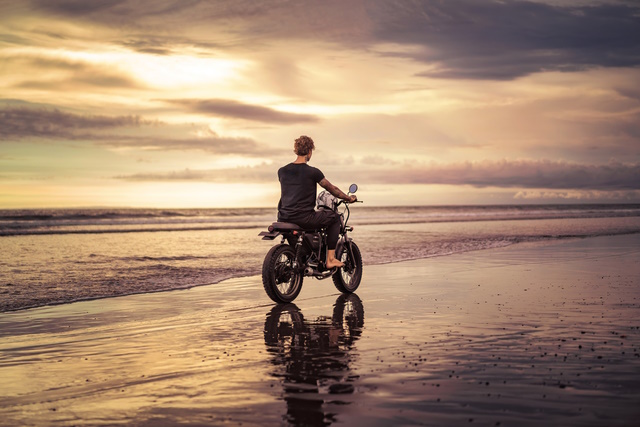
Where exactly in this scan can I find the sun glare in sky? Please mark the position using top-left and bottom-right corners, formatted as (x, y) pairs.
(1, 1), (639, 208)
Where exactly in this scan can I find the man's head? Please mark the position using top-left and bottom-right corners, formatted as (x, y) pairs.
(294, 135), (315, 161)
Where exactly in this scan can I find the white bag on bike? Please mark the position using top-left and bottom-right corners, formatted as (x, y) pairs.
(316, 191), (337, 211)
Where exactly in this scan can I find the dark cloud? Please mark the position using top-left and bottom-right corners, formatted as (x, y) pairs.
(29, 0), (128, 16)
(360, 159), (640, 190)
(25, 0), (364, 41)
(167, 99), (319, 124)
(0, 106), (276, 156)
(0, 107), (154, 140)
(26, 0), (229, 28)
(20, 0), (640, 81)
(368, 0), (640, 80)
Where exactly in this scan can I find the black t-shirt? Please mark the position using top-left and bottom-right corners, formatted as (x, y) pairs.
(277, 163), (325, 220)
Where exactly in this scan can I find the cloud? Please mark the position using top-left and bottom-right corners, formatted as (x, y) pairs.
(25, 0), (368, 42)
(615, 86), (640, 102)
(120, 38), (176, 55)
(96, 133), (276, 156)
(368, 0), (640, 80)
(17, 74), (140, 91)
(359, 159), (640, 190)
(29, 0), (204, 19)
(0, 106), (279, 156)
(112, 158), (640, 191)
(21, 0), (640, 82)
(514, 189), (640, 201)
(3, 55), (144, 89)
(361, 155), (398, 166)
(119, 34), (226, 55)
(166, 99), (319, 124)
(0, 107), (154, 140)
(31, 0), (128, 16)
(115, 163), (276, 182)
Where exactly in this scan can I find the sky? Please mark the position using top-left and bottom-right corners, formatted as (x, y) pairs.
(1, 0), (639, 208)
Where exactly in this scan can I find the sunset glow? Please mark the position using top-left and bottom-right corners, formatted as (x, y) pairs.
(1, 0), (639, 208)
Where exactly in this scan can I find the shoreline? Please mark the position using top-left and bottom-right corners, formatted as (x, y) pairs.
(1, 233), (639, 425)
(3, 231), (639, 314)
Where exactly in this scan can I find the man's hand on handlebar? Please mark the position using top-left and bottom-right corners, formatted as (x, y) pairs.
(347, 195), (357, 203)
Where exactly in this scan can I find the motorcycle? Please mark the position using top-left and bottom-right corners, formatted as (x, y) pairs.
(258, 183), (363, 303)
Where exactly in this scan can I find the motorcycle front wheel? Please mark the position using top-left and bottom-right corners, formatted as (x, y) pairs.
(333, 241), (363, 293)
(262, 244), (304, 303)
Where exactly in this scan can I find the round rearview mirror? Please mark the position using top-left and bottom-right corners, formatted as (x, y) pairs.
(349, 183), (358, 194)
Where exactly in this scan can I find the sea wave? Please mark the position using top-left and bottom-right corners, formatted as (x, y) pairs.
(0, 223), (267, 236)
(1, 204), (639, 237)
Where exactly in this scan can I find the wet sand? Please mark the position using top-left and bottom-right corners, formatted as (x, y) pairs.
(1, 234), (639, 426)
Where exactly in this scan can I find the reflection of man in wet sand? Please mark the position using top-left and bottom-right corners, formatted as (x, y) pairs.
(277, 135), (357, 269)
(264, 294), (364, 426)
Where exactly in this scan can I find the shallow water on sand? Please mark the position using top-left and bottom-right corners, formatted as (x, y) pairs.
(2, 207), (640, 311)
(1, 235), (639, 426)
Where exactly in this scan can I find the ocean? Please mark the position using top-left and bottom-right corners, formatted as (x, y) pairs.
(1, 204), (640, 312)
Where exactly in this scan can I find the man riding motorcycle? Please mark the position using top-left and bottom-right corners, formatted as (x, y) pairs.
(277, 135), (357, 269)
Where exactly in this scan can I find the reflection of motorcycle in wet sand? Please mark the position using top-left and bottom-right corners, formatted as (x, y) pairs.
(264, 294), (365, 426)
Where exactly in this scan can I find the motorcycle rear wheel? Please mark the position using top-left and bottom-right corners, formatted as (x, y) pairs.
(332, 241), (362, 293)
(262, 244), (304, 303)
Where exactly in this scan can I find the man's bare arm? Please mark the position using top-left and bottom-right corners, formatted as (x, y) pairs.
(319, 178), (356, 202)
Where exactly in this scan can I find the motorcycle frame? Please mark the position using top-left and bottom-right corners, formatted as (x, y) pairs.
(291, 230), (326, 277)
(259, 198), (357, 279)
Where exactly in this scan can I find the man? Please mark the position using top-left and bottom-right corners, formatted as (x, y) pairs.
(277, 135), (357, 269)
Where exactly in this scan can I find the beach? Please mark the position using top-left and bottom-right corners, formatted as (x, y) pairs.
(1, 233), (639, 426)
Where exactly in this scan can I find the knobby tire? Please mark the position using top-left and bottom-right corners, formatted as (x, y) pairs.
(262, 244), (304, 303)
(332, 241), (363, 293)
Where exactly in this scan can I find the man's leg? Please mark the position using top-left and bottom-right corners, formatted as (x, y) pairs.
(324, 216), (343, 268)
(326, 250), (343, 268)
(293, 211), (344, 268)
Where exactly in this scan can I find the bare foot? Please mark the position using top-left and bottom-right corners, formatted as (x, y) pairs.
(326, 258), (344, 269)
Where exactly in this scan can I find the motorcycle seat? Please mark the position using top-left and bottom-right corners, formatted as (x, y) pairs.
(271, 222), (321, 232)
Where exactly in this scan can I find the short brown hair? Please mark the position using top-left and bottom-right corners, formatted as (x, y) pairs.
(294, 135), (315, 156)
